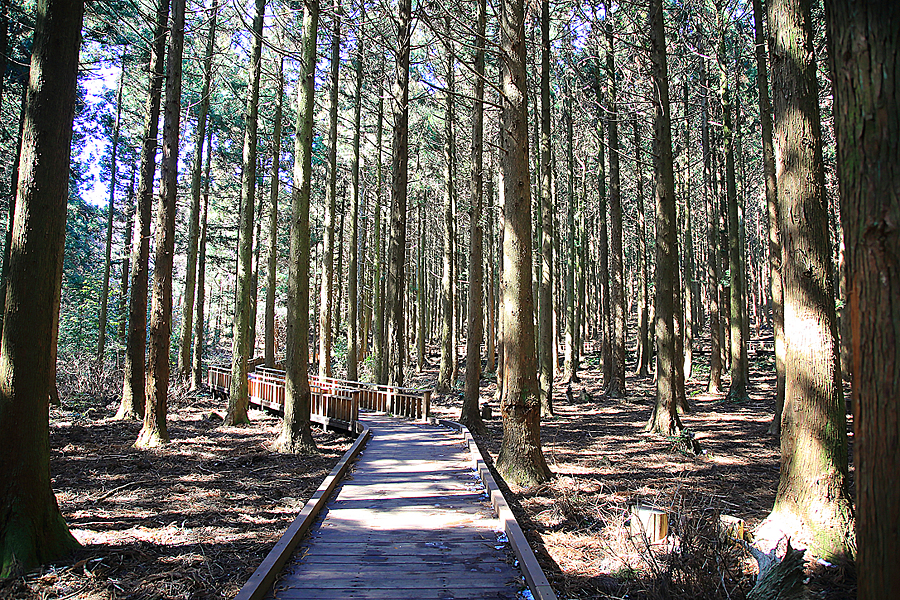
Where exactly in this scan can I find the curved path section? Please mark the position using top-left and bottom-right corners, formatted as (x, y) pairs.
(265, 414), (526, 600)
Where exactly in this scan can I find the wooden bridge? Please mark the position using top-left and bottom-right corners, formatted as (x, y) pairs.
(205, 365), (556, 600)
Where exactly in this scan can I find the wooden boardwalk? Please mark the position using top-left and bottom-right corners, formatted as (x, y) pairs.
(266, 414), (525, 600)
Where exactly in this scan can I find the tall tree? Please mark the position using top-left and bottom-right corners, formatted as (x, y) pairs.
(179, 0), (218, 377)
(119, 0), (169, 421)
(537, 0), (553, 413)
(227, 0), (265, 426)
(605, 17), (626, 398)
(372, 73), (386, 384)
(0, 0), (84, 576)
(97, 55), (125, 362)
(645, 0), (683, 435)
(318, 0), (341, 378)
(702, 60), (723, 393)
(437, 16), (455, 394)
(192, 127), (213, 389)
(385, 0), (411, 387)
(496, 0), (551, 487)
(346, 2), (364, 381)
(278, 0), (318, 454)
(768, 0), (855, 559)
(265, 53), (284, 368)
(633, 114), (650, 377)
(563, 44), (577, 386)
(461, 0), (486, 436)
(826, 0), (899, 592)
(139, 0), (187, 447)
(751, 0), (784, 434)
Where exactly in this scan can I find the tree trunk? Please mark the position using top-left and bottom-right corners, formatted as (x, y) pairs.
(496, 0), (551, 487)
(0, 0), (84, 576)
(563, 53), (576, 386)
(118, 169), (136, 342)
(192, 126), (213, 390)
(437, 20), (455, 393)
(461, 0), (486, 435)
(826, 0), (899, 591)
(768, 0), (855, 559)
(486, 160), (496, 373)
(119, 0), (169, 422)
(717, 14), (749, 401)
(139, 0), (186, 447)
(645, 0), (683, 436)
(752, 0), (785, 434)
(606, 22), (626, 398)
(702, 61), (723, 393)
(373, 72), (386, 384)
(347, 6), (364, 381)
(537, 0), (553, 414)
(226, 0), (265, 427)
(265, 55), (283, 369)
(386, 0), (411, 387)
(682, 81), (694, 380)
(318, 0), (340, 379)
(416, 200), (426, 369)
(278, 0), (318, 454)
(97, 57), (124, 362)
(633, 115), (650, 377)
(179, 2), (217, 377)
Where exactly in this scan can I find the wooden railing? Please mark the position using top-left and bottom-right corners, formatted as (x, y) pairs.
(206, 365), (431, 424)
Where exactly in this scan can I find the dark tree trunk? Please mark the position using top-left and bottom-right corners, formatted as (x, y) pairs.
(279, 0), (318, 454)
(265, 55), (283, 369)
(386, 0), (411, 387)
(538, 0), (553, 414)
(768, 0), (855, 559)
(496, 0), (551, 487)
(437, 20), (455, 393)
(191, 127), (213, 390)
(118, 169), (136, 342)
(373, 72), (386, 384)
(347, 6), (364, 381)
(826, 0), (899, 591)
(139, 0), (186, 447)
(703, 62), (723, 393)
(633, 115), (650, 377)
(0, 0), (84, 576)
(119, 0), (169, 421)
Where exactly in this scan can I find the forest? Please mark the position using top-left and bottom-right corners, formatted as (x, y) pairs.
(0, 0), (896, 598)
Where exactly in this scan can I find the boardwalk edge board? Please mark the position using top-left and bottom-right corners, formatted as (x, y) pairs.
(234, 419), (372, 600)
(436, 418), (559, 600)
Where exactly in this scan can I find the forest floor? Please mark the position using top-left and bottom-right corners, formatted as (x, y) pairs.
(1, 382), (351, 600)
(2, 335), (855, 599)
(411, 334), (857, 600)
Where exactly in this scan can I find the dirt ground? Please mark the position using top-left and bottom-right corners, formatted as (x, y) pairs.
(2, 333), (855, 599)
(1, 389), (351, 600)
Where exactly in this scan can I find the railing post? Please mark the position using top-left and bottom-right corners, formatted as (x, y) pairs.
(423, 391), (431, 422)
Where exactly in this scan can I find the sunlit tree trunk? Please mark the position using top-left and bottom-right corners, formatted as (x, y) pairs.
(117, 170), (135, 341)
(496, 0), (551, 487)
(0, 0), (84, 576)
(139, 0), (186, 446)
(461, 0), (486, 435)
(120, 0), (169, 421)
(768, 0), (855, 559)
(563, 56), (576, 387)
(682, 82), (694, 380)
(633, 115), (650, 377)
(278, 0), (318, 454)
(437, 19), (456, 393)
(486, 161), (496, 373)
(702, 61), (722, 394)
(827, 0), (899, 590)
(606, 21), (625, 398)
(645, 0), (683, 435)
(179, 1), (217, 377)
(537, 0), (553, 414)
(373, 73), (386, 384)
(225, 0), (265, 427)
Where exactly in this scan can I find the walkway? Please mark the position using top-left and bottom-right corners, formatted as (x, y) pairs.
(266, 414), (526, 600)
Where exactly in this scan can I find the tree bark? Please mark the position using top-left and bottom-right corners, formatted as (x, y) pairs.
(645, 0), (683, 436)
(702, 60), (723, 394)
(139, 0), (186, 446)
(278, 0), (318, 454)
(373, 72), (386, 384)
(496, 0), (551, 487)
(437, 19), (456, 393)
(117, 169), (135, 342)
(226, 0), (265, 427)
(386, 0), (411, 387)
(826, 0), (899, 590)
(461, 0), (486, 436)
(179, 1), (217, 377)
(265, 54), (283, 369)
(119, 0), (169, 421)
(768, 0), (855, 559)
(97, 57), (124, 362)
(347, 6), (364, 381)
(192, 126), (213, 390)
(537, 0), (553, 414)
(633, 115), (650, 377)
(318, 0), (340, 379)
(0, 0), (84, 576)
(563, 51), (576, 386)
